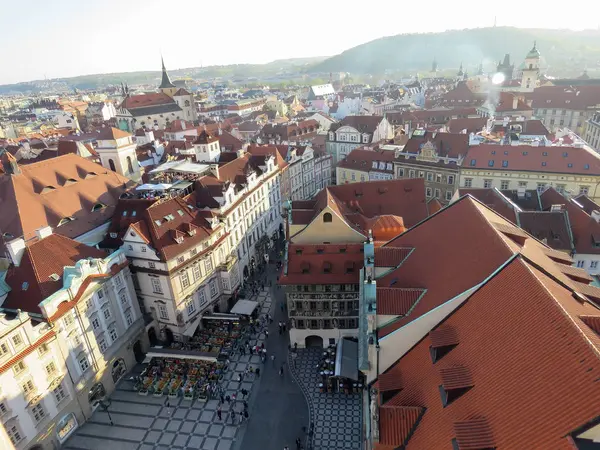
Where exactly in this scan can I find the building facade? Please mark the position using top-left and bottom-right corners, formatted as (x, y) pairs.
(584, 111), (600, 151)
(336, 148), (394, 184)
(0, 232), (146, 450)
(95, 128), (142, 182)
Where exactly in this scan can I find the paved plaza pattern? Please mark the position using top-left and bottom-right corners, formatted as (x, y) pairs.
(290, 347), (363, 450)
(64, 290), (273, 450)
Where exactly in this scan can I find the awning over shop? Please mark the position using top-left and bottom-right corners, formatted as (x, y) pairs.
(230, 299), (259, 316)
(146, 346), (217, 362)
(203, 314), (240, 321)
(334, 338), (359, 381)
(183, 317), (201, 337)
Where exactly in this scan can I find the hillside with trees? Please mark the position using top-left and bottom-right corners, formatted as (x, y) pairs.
(311, 27), (600, 75)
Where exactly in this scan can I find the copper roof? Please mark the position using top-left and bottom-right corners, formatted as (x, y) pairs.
(3, 234), (106, 314)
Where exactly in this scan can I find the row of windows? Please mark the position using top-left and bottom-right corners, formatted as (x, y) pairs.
(463, 178), (589, 195)
(426, 187), (454, 201)
(577, 260), (600, 270)
(398, 168), (455, 185)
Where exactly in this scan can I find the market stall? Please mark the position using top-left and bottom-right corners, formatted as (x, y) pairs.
(230, 299), (259, 316)
(135, 356), (226, 402)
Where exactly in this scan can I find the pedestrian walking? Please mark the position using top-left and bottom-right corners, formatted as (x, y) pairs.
(294, 342), (298, 351)
(241, 388), (248, 399)
(220, 393), (225, 404)
(238, 373), (243, 383)
(239, 411), (245, 423)
(280, 301), (284, 312)
(296, 437), (302, 450)
(232, 393), (237, 403)
(279, 365), (284, 377)
(256, 367), (261, 377)
(165, 399), (170, 408)
(217, 407), (222, 421)
(243, 400), (248, 410)
(230, 411), (236, 425)
(283, 322), (287, 333)
(271, 354), (276, 366)
(265, 330), (269, 338)
(278, 322), (282, 335)
(244, 410), (249, 420)
(226, 395), (231, 404)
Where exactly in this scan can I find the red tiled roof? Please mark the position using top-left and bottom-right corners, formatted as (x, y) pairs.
(446, 117), (487, 134)
(377, 256), (600, 449)
(379, 406), (425, 448)
(132, 196), (214, 260)
(337, 149), (395, 173)
(4, 234), (107, 314)
(440, 365), (473, 390)
(573, 194), (600, 215)
(494, 92), (532, 112)
(376, 288), (424, 315)
(121, 93), (174, 110)
(279, 244), (363, 285)
(290, 179), (429, 236)
(541, 188), (600, 255)
(402, 131), (469, 159)
(429, 326), (459, 348)
(0, 154), (132, 245)
(457, 188), (518, 224)
(374, 247), (412, 267)
(378, 197), (515, 337)
(332, 115), (385, 135)
(463, 144), (600, 175)
(526, 85), (600, 110)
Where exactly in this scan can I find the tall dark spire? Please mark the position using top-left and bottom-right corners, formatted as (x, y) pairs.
(159, 56), (176, 89)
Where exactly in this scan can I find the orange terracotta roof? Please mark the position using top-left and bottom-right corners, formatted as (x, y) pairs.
(280, 244), (363, 285)
(0, 153), (132, 245)
(377, 256), (600, 449)
(464, 143), (600, 175)
(4, 234), (107, 314)
(121, 93), (174, 109)
(0, 331), (56, 375)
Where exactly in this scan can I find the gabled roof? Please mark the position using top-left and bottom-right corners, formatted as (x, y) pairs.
(573, 194), (600, 216)
(290, 179), (429, 238)
(121, 93), (174, 110)
(446, 117), (488, 134)
(0, 154), (132, 246)
(99, 198), (160, 249)
(330, 115), (384, 135)
(402, 131), (469, 159)
(128, 196), (213, 260)
(94, 127), (132, 140)
(377, 255), (600, 449)
(3, 234), (106, 314)
(337, 149), (395, 173)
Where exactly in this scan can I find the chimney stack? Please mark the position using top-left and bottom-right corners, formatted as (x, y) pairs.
(6, 238), (26, 267)
(35, 226), (53, 240)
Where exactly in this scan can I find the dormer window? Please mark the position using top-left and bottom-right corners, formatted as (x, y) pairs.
(323, 212), (332, 223)
(92, 203), (105, 212)
(323, 262), (332, 274)
(301, 262), (310, 274)
(110, 232), (118, 238)
(439, 366), (474, 407)
(429, 327), (459, 363)
(58, 217), (75, 227)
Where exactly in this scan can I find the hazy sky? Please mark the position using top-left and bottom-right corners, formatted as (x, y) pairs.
(2, 0), (599, 84)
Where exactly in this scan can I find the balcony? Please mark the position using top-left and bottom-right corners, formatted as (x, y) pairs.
(217, 254), (237, 273)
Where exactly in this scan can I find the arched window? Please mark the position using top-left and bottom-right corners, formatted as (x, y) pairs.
(92, 203), (105, 212)
(184, 100), (190, 107)
(126, 156), (134, 174)
(323, 212), (332, 223)
(58, 217), (75, 226)
(108, 159), (116, 172)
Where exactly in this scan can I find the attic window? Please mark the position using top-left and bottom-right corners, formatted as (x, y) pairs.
(323, 262), (332, 274)
(122, 211), (128, 217)
(92, 203), (106, 212)
(429, 327), (459, 363)
(41, 186), (56, 194)
(110, 232), (118, 238)
(316, 248), (324, 254)
(22, 282), (29, 291)
(585, 164), (590, 170)
(49, 273), (61, 281)
(295, 249), (303, 255)
(568, 163), (573, 168)
(177, 210), (184, 216)
(522, 151), (528, 156)
(175, 237), (184, 244)
(339, 248), (346, 253)
(66, 178), (78, 184)
(2, 232), (14, 239)
(300, 262), (310, 274)
(323, 213), (333, 223)
(345, 262), (355, 274)
(502, 160), (508, 168)
(542, 162), (547, 167)
(563, 152), (569, 157)
(469, 159), (476, 166)
(439, 366), (474, 407)
(503, 151), (508, 155)
(154, 220), (162, 226)
(58, 217), (75, 227)
(543, 151), (548, 156)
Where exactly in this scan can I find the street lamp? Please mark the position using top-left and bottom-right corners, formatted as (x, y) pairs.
(99, 399), (114, 426)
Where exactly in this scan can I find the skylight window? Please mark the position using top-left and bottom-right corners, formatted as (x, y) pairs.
(154, 220), (162, 226)
(502, 160), (508, 167)
(542, 162), (547, 166)
(488, 160), (494, 167)
(568, 163), (573, 168)
(585, 164), (590, 170)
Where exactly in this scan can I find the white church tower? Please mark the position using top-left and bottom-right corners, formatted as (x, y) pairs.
(521, 42), (541, 92)
(95, 128), (142, 182)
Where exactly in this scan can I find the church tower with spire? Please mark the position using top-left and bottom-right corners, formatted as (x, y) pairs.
(159, 57), (178, 97)
(520, 42), (540, 92)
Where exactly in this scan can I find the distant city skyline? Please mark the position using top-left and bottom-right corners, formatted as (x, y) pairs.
(2, 0), (600, 85)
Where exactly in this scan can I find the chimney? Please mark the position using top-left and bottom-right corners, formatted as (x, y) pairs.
(35, 226), (53, 240)
(6, 238), (26, 267)
(209, 163), (220, 179)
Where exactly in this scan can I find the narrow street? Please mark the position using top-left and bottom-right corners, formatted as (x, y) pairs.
(235, 245), (310, 450)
